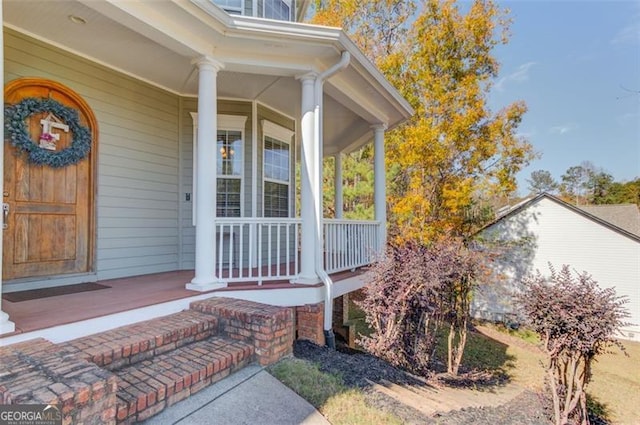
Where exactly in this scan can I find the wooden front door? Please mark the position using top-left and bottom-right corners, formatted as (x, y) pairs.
(3, 79), (97, 281)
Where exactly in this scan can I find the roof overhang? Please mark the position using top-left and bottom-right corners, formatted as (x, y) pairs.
(3, 0), (413, 154)
(477, 193), (640, 243)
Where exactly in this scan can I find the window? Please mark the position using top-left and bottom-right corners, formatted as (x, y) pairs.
(263, 0), (291, 21)
(212, 0), (243, 14)
(264, 137), (289, 182)
(211, 0), (293, 21)
(262, 120), (293, 217)
(191, 114), (247, 223)
(264, 137), (289, 217)
(216, 129), (243, 217)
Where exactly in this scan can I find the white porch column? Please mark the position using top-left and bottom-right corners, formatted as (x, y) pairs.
(334, 153), (343, 219)
(187, 56), (226, 291)
(373, 124), (387, 250)
(293, 73), (320, 284)
(0, 0), (16, 335)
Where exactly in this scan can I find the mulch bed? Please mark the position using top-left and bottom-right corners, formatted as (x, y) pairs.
(293, 340), (552, 425)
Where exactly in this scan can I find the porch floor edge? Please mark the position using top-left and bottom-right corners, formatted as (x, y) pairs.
(0, 292), (221, 346)
(0, 287), (332, 347)
(1, 269), (367, 345)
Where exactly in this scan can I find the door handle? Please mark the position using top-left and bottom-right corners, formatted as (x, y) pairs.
(3, 203), (8, 229)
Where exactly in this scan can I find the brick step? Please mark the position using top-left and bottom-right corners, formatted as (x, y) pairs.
(0, 297), (295, 425)
(115, 337), (254, 424)
(190, 297), (294, 365)
(0, 338), (118, 424)
(60, 310), (218, 370)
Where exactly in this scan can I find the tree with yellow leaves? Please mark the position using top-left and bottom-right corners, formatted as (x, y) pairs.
(312, 0), (534, 243)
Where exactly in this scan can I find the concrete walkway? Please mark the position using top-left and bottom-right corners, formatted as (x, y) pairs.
(142, 364), (330, 425)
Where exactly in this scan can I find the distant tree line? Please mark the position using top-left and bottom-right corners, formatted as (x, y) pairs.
(526, 162), (640, 206)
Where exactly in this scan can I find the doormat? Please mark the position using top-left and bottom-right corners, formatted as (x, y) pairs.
(2, 283), (111, 303)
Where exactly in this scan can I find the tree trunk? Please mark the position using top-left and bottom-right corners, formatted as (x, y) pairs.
(447, 322), (454, 374)
(453, 325), (467, 376)
(548, 358), (562, 425)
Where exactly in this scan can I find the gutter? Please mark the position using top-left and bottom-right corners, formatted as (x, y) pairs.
(313, 51), (350, 349)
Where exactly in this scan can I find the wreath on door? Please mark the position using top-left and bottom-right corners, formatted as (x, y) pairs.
(4, 97), (92, 167)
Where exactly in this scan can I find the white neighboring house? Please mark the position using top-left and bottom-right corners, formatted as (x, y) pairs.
(473, 193), (640, 341)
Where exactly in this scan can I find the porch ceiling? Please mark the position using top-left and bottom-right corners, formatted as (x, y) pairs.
(3, 0), (413, 154)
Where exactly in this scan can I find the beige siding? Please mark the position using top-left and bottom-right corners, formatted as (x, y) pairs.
(179, 98), (197, 270)
(4, 29), (180, 281)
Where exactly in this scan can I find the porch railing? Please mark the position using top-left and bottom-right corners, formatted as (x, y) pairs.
(214, 218), (301, 283)
(212, 218), (382, 283)
(323, 219), (381, 274)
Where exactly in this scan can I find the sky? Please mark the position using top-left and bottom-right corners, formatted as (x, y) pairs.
(486, 0), (640, 194)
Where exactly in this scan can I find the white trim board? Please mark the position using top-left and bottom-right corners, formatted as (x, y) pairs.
(261, 119), (294, 142)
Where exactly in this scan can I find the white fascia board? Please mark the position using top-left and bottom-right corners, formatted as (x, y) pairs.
(335, 33), (414, 120)
(186, 0), (231, 22)
(189, 0), (413, 121)
(191, 0), (342, 42)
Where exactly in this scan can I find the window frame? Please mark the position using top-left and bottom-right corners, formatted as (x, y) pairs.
(262, 0), (292, 21)
(216, 127), (244, 217)
(212, 0), (244, 15)
(191, 113), (248, 224)
(212, 0), (295, 21)
(261, 120), (294, 218)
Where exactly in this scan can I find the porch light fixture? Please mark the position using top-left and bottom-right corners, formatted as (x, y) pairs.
(68, 15), (87, 25)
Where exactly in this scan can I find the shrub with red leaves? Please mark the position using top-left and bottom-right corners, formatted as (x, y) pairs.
(357, 238), (483, 376)
(517, 264), (630, 425)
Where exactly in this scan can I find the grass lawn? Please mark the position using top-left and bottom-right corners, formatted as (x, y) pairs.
(477, 323), (640, 425)
(585, 339), (640, 425)
(268, 358), (403, 425)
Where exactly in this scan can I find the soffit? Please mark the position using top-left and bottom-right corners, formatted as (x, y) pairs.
(3, 0), (411, 153)
(3, 0), (197, 93)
